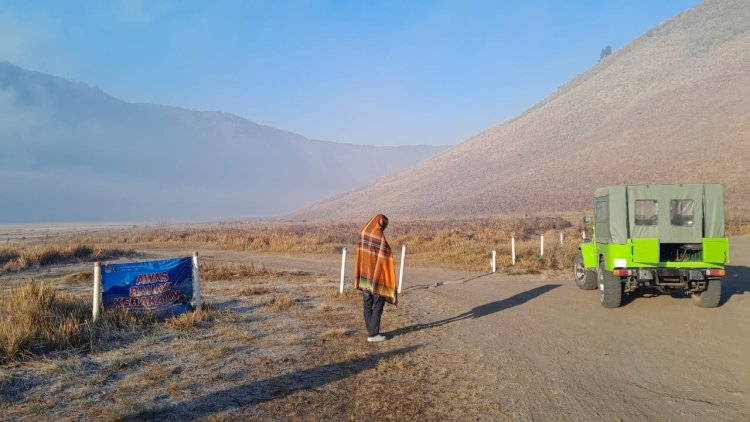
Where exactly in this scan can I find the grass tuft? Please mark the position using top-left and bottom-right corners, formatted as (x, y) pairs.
(64, 271), (92, 284)
(269, 294), (295, 311)
(238, 286), (272, 296)
(200, 262), (279, 281)
(163, 304), (218, 332)
(325, 287), (362, 304)
(104, 354), (143, 374)
(321, 328), (350, 339)
(0, 368), (12, 387)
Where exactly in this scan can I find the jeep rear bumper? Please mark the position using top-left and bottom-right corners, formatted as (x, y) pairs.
(615, 268), (724, 292)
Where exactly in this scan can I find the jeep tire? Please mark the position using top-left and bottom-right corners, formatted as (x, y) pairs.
(599, 262), (622, 308)
(574, 253), (597, 290)
(692, 278), (722, 308)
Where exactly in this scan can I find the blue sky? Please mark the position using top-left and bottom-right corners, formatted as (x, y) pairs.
(0, 0), (702, 146)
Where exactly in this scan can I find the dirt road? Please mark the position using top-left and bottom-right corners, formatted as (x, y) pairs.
(196, 238), (750, 421)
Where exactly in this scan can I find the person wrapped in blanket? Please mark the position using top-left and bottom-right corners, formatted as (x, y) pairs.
(354, 214), (397, 342)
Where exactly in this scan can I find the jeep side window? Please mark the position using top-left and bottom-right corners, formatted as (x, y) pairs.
(635, 200), (658, 226)
(670, 199), (694, 226)
(595, 199), (608, 223)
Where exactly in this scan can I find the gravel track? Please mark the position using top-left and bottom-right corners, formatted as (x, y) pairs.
(197, 238), (750, 420)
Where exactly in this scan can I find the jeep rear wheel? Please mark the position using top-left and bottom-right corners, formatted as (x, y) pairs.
(574, 253), (597, 290)
(692, 278), (722, 308)
(599, 262), (623, 308)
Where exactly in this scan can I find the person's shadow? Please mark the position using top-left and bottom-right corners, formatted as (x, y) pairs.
(403, 272), (495, 291)
(122, 345), (421, 421)
(387, 284), (561, 338)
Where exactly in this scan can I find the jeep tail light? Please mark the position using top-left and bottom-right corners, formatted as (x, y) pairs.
(613, 269), (632, 277)
(706, 269), (725, 277)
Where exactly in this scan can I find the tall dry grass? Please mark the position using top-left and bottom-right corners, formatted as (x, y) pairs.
(0, 280), (154, 363)
(200, 262), (292, 281)
(82, 223), (356, 253)
(1, 243), (135, 272)
(388, 218), (582, 271)
(77, 216), (583, 272)
(726, 208), (750, 236)
(0, 280), (90, 361)
(8, 210), (748, 275)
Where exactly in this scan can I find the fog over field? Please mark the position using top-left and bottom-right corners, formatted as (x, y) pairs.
(0, 62), (444, 223)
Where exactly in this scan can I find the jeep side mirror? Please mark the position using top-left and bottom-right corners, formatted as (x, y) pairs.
(582, 216), (592, 225)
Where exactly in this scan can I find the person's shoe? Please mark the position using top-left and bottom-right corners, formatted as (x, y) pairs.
(367, 334), (387, 342)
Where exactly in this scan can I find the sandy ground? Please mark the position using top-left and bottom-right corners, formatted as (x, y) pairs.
(195, 239), (750, 420)
(1, 233), (748, 420)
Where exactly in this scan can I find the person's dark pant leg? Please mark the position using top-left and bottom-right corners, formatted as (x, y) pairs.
(363, 291), (375, 336)
(363, 291), (385, 337)
(370, 294), (385, 335)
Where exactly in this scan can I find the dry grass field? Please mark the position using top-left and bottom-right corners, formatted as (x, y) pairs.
(2, 215), (588, 274)
(0, 261), (499, 420)
(2, 214), (749, 420)
(0, 217), (551, 420)
(5, 210), (747, 275)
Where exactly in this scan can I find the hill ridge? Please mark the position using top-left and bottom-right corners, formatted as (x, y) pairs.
(291, 0), (750, 221)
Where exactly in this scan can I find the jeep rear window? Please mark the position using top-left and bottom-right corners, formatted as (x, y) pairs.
(670, 199), (694, 226)
(635, 200), (658, 226)
(595, 199), (608, 223)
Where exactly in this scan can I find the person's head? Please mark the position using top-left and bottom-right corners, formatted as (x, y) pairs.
(380, 215), (389, 231)
(362, 214), (389, 234)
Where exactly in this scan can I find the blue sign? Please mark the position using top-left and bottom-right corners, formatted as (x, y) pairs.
(102, 257), (194, 317)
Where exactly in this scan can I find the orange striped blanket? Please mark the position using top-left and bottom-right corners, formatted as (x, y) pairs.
(354, 214), (397, 304)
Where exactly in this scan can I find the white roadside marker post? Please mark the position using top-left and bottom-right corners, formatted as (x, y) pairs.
(582, 230), (586, 240)
(511, 237), (516, 265)
(541, 235), (545, 257)
(92, 262), (102, 323)
(192, 251), (202, 310)
(492, 250), (496, 273)
(560, 232), (564, 246)
(339, 247), (347, 294)
(398, 245), (406, 293)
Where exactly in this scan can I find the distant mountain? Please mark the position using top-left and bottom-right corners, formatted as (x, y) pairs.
(0, 62), (445, 223)
(291, 0), (750, 221)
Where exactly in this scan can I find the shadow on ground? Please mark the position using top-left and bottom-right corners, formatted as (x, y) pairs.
(402, 272), (495, 292)
(389, 284), (561, 338)
(722, 265), (750, 304)
(125, 345), (421, 421)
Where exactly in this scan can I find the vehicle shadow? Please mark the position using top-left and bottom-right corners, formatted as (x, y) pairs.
(621, 265), (750, 306)
(387, 284), (561, 338)
(121, 345), (421, 421)
(720, 264), (750, 305)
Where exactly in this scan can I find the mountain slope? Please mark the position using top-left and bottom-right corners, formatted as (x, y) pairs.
(0, 62), (445, 223)
(292, 0), (750, 221)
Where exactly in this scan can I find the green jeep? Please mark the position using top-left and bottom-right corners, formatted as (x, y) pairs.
(574, 184), (729, 308)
